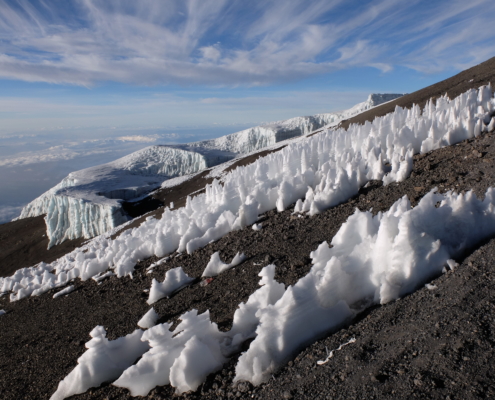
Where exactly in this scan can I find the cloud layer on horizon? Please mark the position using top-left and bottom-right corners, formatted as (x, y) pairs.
(1, 0), (494, 86)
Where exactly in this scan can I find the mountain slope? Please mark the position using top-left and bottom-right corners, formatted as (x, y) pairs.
(1, 114), (495, 400)
(0, 58), (494, 400)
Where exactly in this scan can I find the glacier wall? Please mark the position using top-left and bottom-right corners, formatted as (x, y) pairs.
(17, 146), (211, 248)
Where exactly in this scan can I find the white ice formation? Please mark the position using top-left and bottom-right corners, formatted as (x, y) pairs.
(113, 265), (284, 395)
(202, 251), (247, 277)
(52, 285), (75, 299)
(23, 84), (494, 397)
(147, 267), (195, 305)
(17, 94), (403, 247)
(235, 187), (495, 384)
(137, 308), (159, 329)
(2, 86), (493, 304)
(50, 326), (149, 400)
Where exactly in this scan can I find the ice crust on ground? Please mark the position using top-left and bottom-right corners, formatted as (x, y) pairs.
(50, 326), (149, 400)
(17, 94), (402, 247)
(2, 87), (493, 304)
(202, 251), (247, 277)
(137, 308), (159, 329)
(92, 271), (115, 283)
(147, 267), (195, 305)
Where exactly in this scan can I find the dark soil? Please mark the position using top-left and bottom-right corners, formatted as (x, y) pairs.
(1, 58), (495, 400)
(0, 215), (84, 277)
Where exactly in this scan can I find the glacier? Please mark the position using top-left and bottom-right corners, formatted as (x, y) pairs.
(17, 146), (214, 248)
(180, 93), (404, 154)
(17, 93), (403, 248)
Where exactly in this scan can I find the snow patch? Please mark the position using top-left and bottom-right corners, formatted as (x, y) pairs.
(138, 308), (159, 329)
(53, 285), (75, 299)
(202, 252), (247, 277)
(113, 265), (284, 395)
(236, 186), (495, 385)
(147, 267), (195, 305)
(50, 326), (149, 400)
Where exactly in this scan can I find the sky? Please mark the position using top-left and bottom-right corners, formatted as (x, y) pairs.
(1, 0), (495, 222)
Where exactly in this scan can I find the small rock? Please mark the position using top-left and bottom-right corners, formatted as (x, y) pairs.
(265, 255), (273, 263)
(414, 378), (422, 386)
(414, 186), (424, 192)
(237, 382), (250, 393)
(282, 390), (293, 399)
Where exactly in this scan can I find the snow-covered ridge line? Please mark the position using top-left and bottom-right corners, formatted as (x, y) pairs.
(1, 86), (493, 305)
(180, 93), (404, 155)
(16, 93), (403, 248)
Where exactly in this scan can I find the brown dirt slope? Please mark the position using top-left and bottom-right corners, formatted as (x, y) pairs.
(0, 216), (84, 277)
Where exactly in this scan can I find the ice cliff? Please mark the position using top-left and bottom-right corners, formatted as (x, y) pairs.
(17, 93), (403, 247)
(18, 146), (215, 248)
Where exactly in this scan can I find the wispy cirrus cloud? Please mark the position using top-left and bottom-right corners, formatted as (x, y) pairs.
(0, 0), (494, 86)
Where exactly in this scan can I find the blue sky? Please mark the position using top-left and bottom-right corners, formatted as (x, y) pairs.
(1, 0), (495, 135)
(0, 0), (495, 221)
